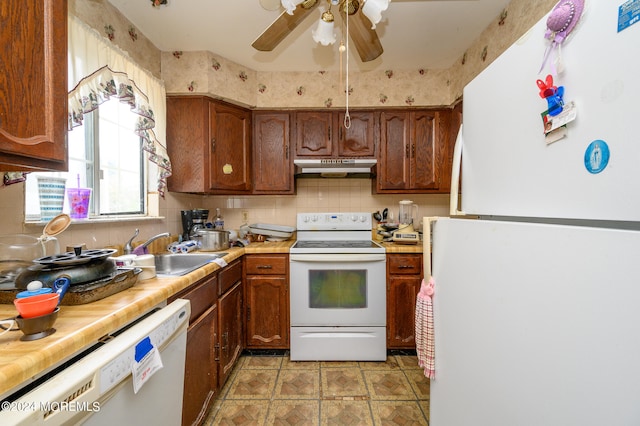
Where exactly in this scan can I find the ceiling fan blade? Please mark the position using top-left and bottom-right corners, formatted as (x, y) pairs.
(252, 3), (320, 51)
(347, 11), (383, 63)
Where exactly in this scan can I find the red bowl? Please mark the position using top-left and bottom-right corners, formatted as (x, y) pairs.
(14, 293), (60, 318)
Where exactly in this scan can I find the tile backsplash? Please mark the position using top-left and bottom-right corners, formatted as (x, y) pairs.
(0, 179), (448, 253)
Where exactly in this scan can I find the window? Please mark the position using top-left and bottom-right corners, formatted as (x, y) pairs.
(25, 100), (146, 221)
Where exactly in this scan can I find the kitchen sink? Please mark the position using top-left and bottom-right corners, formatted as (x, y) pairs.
(154, 253), (228, 276)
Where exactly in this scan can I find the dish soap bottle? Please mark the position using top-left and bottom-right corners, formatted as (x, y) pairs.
(214, 208), (224, 230)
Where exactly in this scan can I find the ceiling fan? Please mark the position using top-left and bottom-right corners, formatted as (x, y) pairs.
(252, 0), (460, 63)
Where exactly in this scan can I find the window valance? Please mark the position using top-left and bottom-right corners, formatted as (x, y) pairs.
(68, 16), (171, 196)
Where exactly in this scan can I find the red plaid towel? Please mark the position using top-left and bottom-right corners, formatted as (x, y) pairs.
(415, 277), (435, 380)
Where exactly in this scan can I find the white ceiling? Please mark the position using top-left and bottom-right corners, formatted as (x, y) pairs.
(107, 0), (512, 73)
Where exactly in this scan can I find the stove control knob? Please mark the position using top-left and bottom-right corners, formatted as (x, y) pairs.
(359, 215), (367, 222)
(350, 215), (358, 222)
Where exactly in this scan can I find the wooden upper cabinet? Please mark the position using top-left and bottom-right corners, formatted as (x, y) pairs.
(166, 96), (251, 194)
(0, 0), (68, 171)
(377, 111), (411, 190)
(209, 102), (251, 193)
(294, 111), (376, 159)
(336, 111), (376, 157)
(411, 111), (437, 190)
(294, 111), (333, 157)
(377, 109), (453, 194)
(252, 112), (293, 194)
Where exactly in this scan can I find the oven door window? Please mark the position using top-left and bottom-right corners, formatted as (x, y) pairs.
(309, 269), (367, 309)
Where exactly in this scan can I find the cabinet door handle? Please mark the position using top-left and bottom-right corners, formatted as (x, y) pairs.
(257, 265), (273, 269)
(214, 342), (220, 361)
(247, 306), (251, 321)
(411, 144), (416, 158)
(398, 265), (415, 269)
(211, 137), (216, 152)
(285, 145), (289, 160)
(328, 126), (331, 141)
(405, 144), (409, 158)
(222, 331), (229, 355)
(339, 126), (343, 141)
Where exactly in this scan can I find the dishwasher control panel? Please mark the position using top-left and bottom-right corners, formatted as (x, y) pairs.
(99, 301), (189, 394)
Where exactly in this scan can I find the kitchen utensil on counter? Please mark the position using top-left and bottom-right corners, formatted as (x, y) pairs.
(16, 280), (52, 298)
(133, 254), (156, 280)
(373, 211), (382, 222)
(14, 253), (116, 290)
(391, 200), (420, 244)
(0, 215), (70, 285)
(14, 293), (59, 318)
(248, 223), (295, 241)
(15, 308), (60, 340)
(195, 229), (230, 251)
(398, 200), (419, 228)
(0, 307), (60, 341)
(33, 248), (116, 267)
(180, 210), (194, 241)
(16, 277), (70, 298)
(112, 254), (137, 267)
(60, 268), (141, 305)
(190, 209), (210, 238)
(382, 208), (388, 222)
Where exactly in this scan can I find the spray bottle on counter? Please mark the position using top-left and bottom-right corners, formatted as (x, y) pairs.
(213, 208), (224, 230)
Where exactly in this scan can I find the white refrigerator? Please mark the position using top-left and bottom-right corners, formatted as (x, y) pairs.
(429, 1), (640, 425)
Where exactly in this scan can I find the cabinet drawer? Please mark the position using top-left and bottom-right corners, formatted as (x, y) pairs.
(388, 254), (423, 275)
(245, 255), (288, 275)
(177, 276), (217, 324)
(219, 259), (243, 295)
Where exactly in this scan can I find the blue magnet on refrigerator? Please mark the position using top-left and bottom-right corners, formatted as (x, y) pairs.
(584, 140), (610, 174)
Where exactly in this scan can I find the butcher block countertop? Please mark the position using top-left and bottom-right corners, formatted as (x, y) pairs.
(0, 239), (421, 398)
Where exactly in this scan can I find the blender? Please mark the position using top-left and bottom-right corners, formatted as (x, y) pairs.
(392, 200), (420, 244)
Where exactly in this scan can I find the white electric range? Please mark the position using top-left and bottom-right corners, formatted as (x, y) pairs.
(289, 212), (386, 361)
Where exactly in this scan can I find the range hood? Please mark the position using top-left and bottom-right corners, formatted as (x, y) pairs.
(293, 158), (377, 178)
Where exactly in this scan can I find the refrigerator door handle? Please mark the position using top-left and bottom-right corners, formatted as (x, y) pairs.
(423, 216), (439, 281)
(449, 124), (465, 216)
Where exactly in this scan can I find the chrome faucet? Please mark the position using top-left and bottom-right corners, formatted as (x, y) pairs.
(132, 232), (171, 255)
(123, 229), (139, 255)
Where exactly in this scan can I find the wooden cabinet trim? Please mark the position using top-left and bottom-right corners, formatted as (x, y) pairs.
(218, 258), (243, 296)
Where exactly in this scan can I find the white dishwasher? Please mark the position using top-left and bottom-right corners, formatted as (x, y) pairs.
(0, 299), (190, 426)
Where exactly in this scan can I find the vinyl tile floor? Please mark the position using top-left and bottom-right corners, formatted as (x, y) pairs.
(203, 353), (430, 425)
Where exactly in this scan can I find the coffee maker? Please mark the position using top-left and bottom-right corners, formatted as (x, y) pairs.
(191, 209), (209, 237)
(180, 210), (193, 241)
(181, 209), (210, 240)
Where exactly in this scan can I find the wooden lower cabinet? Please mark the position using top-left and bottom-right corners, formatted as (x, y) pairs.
(244, 254), (289, 348)
(217, 260), (244, 387)
(387, 253), (423, 349)
(169, 274), (218, 426)
(183, 304), (217, 425)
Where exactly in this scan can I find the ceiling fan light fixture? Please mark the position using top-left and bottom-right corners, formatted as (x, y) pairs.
(281, 0), (305, 15)
(342, 0), (360, 15)
(312, 10), (337, 45)
(361, 0), (390, 29)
